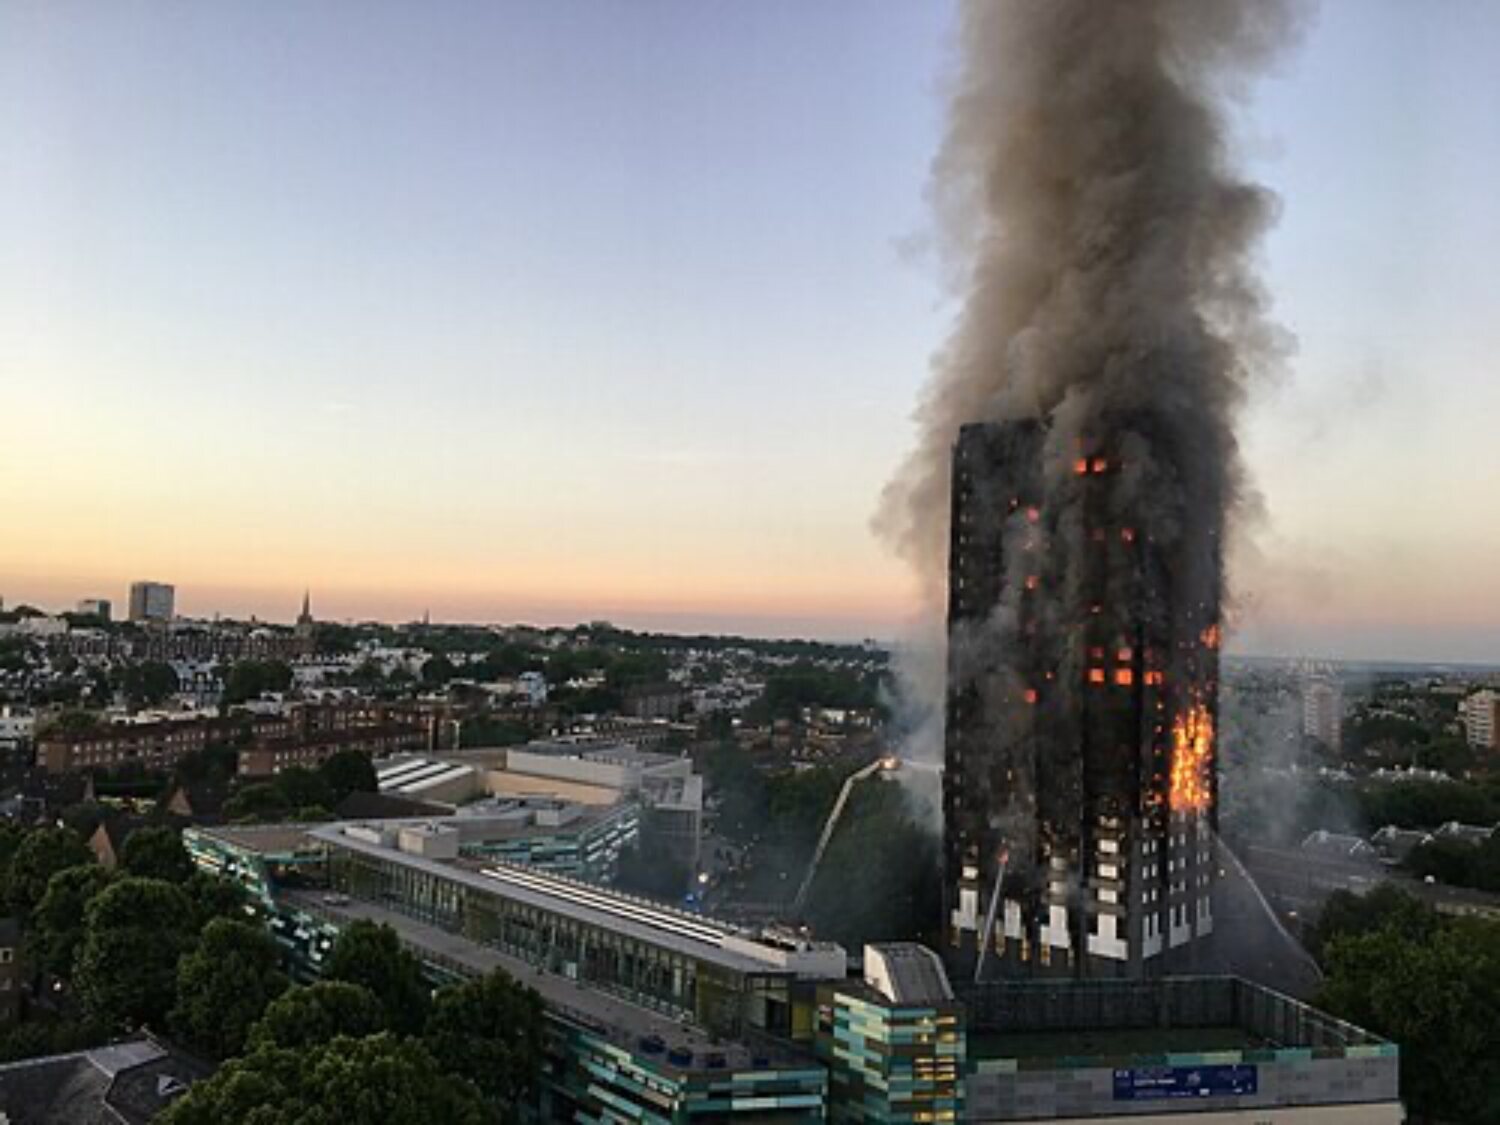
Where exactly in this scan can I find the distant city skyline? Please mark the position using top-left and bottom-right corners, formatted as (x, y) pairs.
(4, 2), (1500, 662)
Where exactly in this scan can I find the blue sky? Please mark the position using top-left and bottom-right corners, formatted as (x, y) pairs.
(2, 1), (1498, 661)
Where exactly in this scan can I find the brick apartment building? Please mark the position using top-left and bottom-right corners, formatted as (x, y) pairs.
(37, 703), (427, 776)
(237, 724), (427, 777)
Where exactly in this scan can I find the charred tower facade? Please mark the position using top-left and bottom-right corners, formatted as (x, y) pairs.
(943, 421), (1221, 980)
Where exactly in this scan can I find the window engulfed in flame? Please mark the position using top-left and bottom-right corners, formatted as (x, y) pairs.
(1169, 703), (1213, 813)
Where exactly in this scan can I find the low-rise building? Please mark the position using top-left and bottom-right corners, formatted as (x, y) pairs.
(0, 1034), (211, 1121)
(184, 819), (843, 1121)
(960, 976), (1400, 1123)
(0, 918), (20, 1024)
(181, 818), (1402, 1124)
(818, 944), (966, 1123)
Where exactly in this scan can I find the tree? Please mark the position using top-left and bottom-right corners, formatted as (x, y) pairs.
(116, 661), (179, 709)
(32, 865), (113, 979)
(803, 779), (942, 949)
(46, 709), (103, 736)
(1307, 884), (1437, 962)
(184, 871), (250, 929)
(273, 767), (333, 811)
(170, 918), (288, 1059)
(704, 742), (769, 843)
(1318, 918), (1500, 1123)
(159, 1034), (488, 1125)
(7, 827), (93, 917)
(319, 750), (377, 801)
(424, 970), (545, 1112)
(322, 921), (430, 1034)
(248, 981), (387, 1052)
(0, 822), (27, 878)
(223, 782), (291, 823)
(222, 660), (293, 706)
(120, 826), (195, 884)
(75, 878), (196, 1029)
(419, 655), (457, 686)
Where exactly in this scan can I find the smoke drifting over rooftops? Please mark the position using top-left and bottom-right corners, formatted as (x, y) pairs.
(880, 0), (1301, 603)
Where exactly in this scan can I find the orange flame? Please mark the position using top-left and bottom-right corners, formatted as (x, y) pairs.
(1169, 703), (1213, 813)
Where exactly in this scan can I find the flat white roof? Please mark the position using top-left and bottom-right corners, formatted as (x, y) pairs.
(308, 823), (793, 975)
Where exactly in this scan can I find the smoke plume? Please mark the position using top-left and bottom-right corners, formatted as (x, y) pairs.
(880, 0), (1299, 603)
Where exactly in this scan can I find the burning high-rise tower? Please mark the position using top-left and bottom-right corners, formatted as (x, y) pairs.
(943, 419), (1222, 979)
(875, 0), (1296, 979)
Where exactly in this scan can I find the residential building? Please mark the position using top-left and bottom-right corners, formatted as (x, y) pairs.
(88, 818), (144, 869)
(37, 702), (426, 776)
(128, 581), (175, 623)
(623, 682), (687, 720)
(238, 725), (426, 777)
(75, 598), (112, 621)
(38, 715), (231, 774)
(944, 422), (1221, 979)
(1462, 689), (1499, 750)
(0, 1035), (212, 1121)
(0, 707), (34, 754)
(0, 918), (19, 1024)
(1302, 677), (1344, 749)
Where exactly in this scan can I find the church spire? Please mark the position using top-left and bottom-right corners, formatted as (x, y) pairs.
(296, 589), (314, 640)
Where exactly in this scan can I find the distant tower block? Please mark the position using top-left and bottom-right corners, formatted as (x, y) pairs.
(943, 422), (1221, 980)
(128, 581), (175, 623)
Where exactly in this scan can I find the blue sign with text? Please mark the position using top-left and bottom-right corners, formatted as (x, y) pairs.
(1113, 1064), (1258, 1101)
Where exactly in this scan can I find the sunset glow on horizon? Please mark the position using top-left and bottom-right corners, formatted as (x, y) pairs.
(4, 1), (1500, 661)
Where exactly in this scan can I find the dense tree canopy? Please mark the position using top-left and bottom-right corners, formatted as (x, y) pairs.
(223, 782), (292, 823)
(221, 660), (293, 705)
(319, 750), (377, 802)
(747, 661), (886, 723)
(1318, 918), (1500, 1124)
(248, 981), (387, 1052)
(171, 918), (288, 1059)
(803, 779), (940, 948)
(120, 826), (195, 884)
(158, 1034), (488, 1125)
(114, 661), (179, 708)
(424, 971), (546, 1112)
(183, 871), (250, 930)
(1307, 884), (1438, 961)
(75, 878), (197, 1029)
(272, 767), (334, 811)
(6, 827), (92, 917)
(32, 865), (113, 978)
(1354, 779), (1500, 831)
(1406, 833), (1500, 894)
(322, 921), (430, 1034)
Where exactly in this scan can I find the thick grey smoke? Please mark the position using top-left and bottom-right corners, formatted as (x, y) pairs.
(879, 0), (1299, 603)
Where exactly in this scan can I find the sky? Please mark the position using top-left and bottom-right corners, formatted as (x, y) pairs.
(1, 1), (1498, 662)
